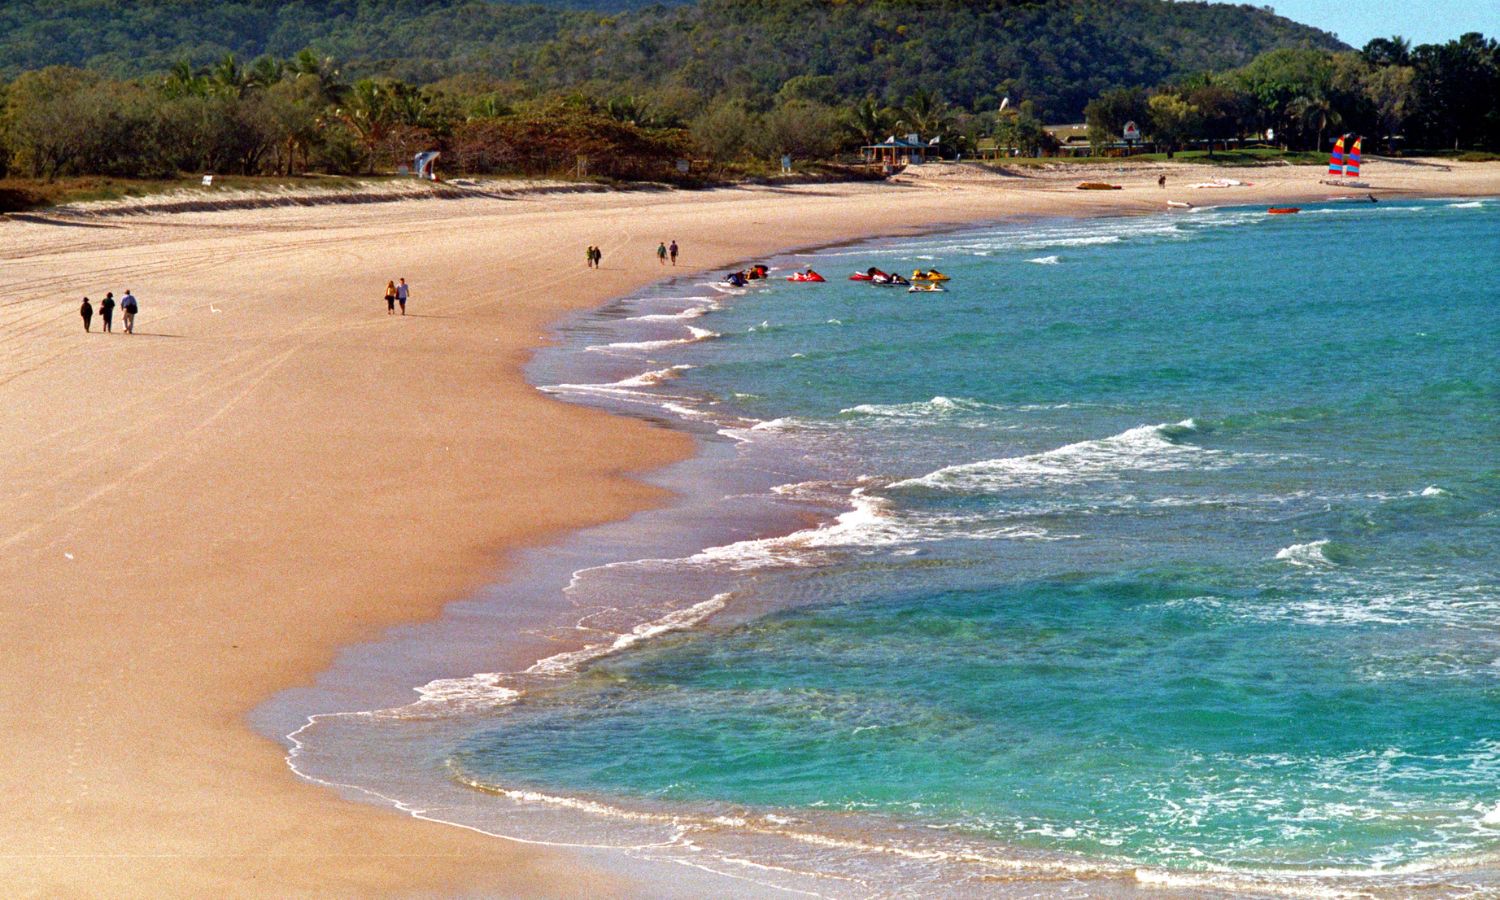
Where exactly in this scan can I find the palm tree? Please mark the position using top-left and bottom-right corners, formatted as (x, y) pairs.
(290, 50), (345, 103)
(898, 89), (951, 141)
(1289, 94), (1341, 152)
(208, 53), (250, 98)
(247, 56), (284, 91)
(844, 96), (895, 146)
(336, 79), (398, 173)
(605, 95), (647, 127)
(162, 59), (207, 98)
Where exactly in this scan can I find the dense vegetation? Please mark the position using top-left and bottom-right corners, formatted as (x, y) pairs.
(0, 0), (1339, 115)
(1085, 34), (1500, 156)
(0, 1), (1493, 191)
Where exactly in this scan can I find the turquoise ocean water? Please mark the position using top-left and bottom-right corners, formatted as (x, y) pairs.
(284, 198), (1500, 896)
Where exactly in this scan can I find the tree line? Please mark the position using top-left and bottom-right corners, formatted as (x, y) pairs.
(1085, 35), (1500, 156)
(1, 34), (1494, 185)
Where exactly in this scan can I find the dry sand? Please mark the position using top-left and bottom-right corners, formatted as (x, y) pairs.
(1, 158), (1495, 898)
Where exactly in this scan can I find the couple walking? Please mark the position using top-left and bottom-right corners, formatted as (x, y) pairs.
(657, 240), (679, 266)
(79, 290), (138, 334)
(383, 278), (411, 315)
(585, 246), (603, 268)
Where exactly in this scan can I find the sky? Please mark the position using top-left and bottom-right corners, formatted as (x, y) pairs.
(1204, 0), (1498, 48)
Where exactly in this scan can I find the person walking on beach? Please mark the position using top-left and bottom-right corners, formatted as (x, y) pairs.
(80, 297), (93, 332)
(396, 278), (409, 315)
(592, 246), (603, 269)
(120, 290), (138, 334)
(669, 240), (679, 266)
(384, 280), (397, 315)
(99, 293), (115, 332)
(1158, 174), (1167, 188)
(586, 245), (595, 269)
(657, 242), (668, 266)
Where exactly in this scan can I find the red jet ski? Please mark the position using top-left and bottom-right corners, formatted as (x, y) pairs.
(850, 267), (890, 282)
(788, 270), (826, 283)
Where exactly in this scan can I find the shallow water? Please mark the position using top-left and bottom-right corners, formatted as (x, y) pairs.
(284, 198), (1500, 895)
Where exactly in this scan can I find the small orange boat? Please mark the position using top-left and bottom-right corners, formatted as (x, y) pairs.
(1267, 207), (1301, 215)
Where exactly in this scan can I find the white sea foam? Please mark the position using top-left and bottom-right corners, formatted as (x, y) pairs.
(891, 420), (1215, 493)
(1275, 539), (1334, 568)
(525, 592), (731, 677)
(839, 396), (1001, 420)
(1027, 255), (1061, 265)
(593, 327), (720, 353)
(751, 417), (795, 432)
(1421, 485), (1448, 497)
(680, 484), (1067, 572)
(391, 673), (521, 717)
(544, 364), (692, 395)
(626, 307), (708, 322)
(1448, 201), (1484, 209)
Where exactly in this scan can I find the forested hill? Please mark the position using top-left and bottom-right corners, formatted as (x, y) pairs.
(0, 0), (1345, 120)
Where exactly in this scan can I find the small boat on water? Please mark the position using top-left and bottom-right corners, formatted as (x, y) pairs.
(1267, 207), (1301, 215)
(1077, 182), (1122, 191)
(908, 283), (946, 293)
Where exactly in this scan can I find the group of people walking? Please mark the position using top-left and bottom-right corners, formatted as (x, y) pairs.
(585, 241), (681, 270)
(383, 278), (411, 315)
(79, 291), (138, 334)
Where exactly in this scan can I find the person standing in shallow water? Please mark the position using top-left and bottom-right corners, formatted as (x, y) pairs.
(80, 297), (93, 332)
(384, 280), (397, 315)
(396, 278), (409, 315)
(99, 292), (115, 333)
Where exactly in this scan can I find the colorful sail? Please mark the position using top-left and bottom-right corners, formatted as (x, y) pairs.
(1346, 137), (1362, 178)
(1328, 135), (1346, 176)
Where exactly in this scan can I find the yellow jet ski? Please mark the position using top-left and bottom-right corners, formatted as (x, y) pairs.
(911, 269), (951, 283)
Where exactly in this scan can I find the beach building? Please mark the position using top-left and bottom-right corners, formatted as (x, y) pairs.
(1045, 123), (1095, 157)
(861, 134), (937, 166)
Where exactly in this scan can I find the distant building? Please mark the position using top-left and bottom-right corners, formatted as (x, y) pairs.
(1045, 123), (1094, 156)
(861, 134), (937, 166)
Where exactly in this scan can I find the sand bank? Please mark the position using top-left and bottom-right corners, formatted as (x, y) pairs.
(1, 158), (1495, 897)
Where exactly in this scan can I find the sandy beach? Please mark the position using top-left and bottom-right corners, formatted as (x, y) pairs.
(2, 158), (1496, 897)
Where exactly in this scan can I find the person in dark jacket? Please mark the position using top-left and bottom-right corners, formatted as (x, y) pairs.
(80, 297), (93, 332)
(99, 293), (115, 332)
(120, 290), (138, 334)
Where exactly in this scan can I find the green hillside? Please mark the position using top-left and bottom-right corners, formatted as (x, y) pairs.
(0, 0), (1344, 119)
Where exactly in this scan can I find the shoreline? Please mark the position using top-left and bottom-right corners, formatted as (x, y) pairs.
(271, 196), (1500, 898)
(2, 159), (1496, 896)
